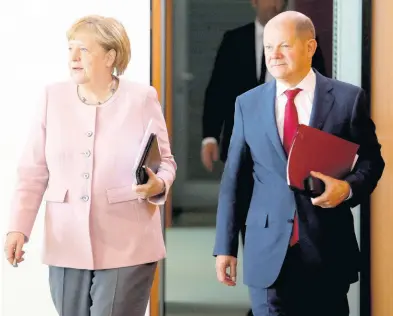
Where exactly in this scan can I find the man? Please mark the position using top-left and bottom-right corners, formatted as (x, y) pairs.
(202, 4), (326, 314)
(201, 0), (326, 245)
(214, 11), (384, 316)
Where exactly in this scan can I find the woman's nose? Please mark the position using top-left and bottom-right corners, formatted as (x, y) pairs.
(70, 49), (81, 61)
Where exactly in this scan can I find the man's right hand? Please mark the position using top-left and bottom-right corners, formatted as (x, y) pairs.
(4, 232), (25, 266)
(216, 255), (237, 286)
(201, 142), (219, 172)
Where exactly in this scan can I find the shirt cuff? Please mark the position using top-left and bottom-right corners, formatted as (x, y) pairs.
(345, 187), (353, 200)
(202, 137), (217, 146)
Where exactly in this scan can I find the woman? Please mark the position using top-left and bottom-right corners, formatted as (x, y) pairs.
(4, 15), (176, 316)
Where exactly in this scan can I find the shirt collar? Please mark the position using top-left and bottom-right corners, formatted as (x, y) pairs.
(255, 19), (264, 38)
(276, 68), (316, 97)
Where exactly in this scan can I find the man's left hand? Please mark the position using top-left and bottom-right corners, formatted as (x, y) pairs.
(133, 167), (165, 199)
(310, 171), (351, 208)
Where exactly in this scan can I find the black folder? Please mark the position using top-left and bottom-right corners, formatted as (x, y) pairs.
(135, 133), (161, 185)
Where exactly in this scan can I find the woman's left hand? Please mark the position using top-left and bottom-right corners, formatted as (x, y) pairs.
(133, 167), (165, 199)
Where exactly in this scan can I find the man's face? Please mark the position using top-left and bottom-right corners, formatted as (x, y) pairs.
(263, 21), (315, 84)
(252, 0), (286, 25)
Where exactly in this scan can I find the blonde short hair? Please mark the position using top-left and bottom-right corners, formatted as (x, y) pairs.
(67, 15), (131, 75)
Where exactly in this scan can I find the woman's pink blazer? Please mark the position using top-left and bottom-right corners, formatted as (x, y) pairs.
(8, 78), (177, 270)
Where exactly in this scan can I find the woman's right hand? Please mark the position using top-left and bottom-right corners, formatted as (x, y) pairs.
(4, 232), (26, 266)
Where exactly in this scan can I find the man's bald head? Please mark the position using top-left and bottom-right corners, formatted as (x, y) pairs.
(266, 11), (315, 41)
(263, 10), (318, 86)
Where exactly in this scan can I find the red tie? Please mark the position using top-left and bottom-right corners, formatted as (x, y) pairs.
(283, 88), (302, 246)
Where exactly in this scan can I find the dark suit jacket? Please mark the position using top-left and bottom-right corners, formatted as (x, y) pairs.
(202, 22), (327, 161)
(213, 71), (384, 288)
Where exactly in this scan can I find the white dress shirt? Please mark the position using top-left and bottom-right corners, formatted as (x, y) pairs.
(276, 69), (352, 198)
(275, 69), (316, 142)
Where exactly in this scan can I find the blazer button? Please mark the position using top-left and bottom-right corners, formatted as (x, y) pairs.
(86, 131), (93, 137)
(287, 219), (294, 223)
(81, 195), (89, 202)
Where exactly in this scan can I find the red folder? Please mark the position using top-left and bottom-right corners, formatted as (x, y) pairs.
(287, 124), (359, 192)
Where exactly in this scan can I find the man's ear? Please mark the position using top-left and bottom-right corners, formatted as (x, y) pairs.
(307, 39), (317, 58)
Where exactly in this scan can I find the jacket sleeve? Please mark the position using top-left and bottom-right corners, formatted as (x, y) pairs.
(143, 86), (177, 205)
(202, 31), (232, 142)
(213, 97), (247, 257)
(8, 88), (49, 241)
(344, 89), (385, 207)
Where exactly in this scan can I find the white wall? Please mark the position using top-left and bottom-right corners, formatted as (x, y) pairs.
(0, 1), (151, 315)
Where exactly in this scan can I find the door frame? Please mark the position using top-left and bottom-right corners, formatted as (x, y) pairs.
(150, 0), (173, 315)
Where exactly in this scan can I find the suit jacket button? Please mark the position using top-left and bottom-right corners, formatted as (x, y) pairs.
(287, 219), (294, 223)
(83, 150), (91, 157)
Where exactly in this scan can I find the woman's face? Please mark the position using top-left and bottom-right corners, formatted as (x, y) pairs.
(68, 31), (113, 84)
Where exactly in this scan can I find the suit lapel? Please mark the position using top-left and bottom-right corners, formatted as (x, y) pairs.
(260, 81), (287, 165)
(260, 71), (335, 166)
(308, 71), (335, 129)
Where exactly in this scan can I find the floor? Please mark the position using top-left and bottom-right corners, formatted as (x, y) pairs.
(163, 207), (360, 316)
(164, 226), (250, 316)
